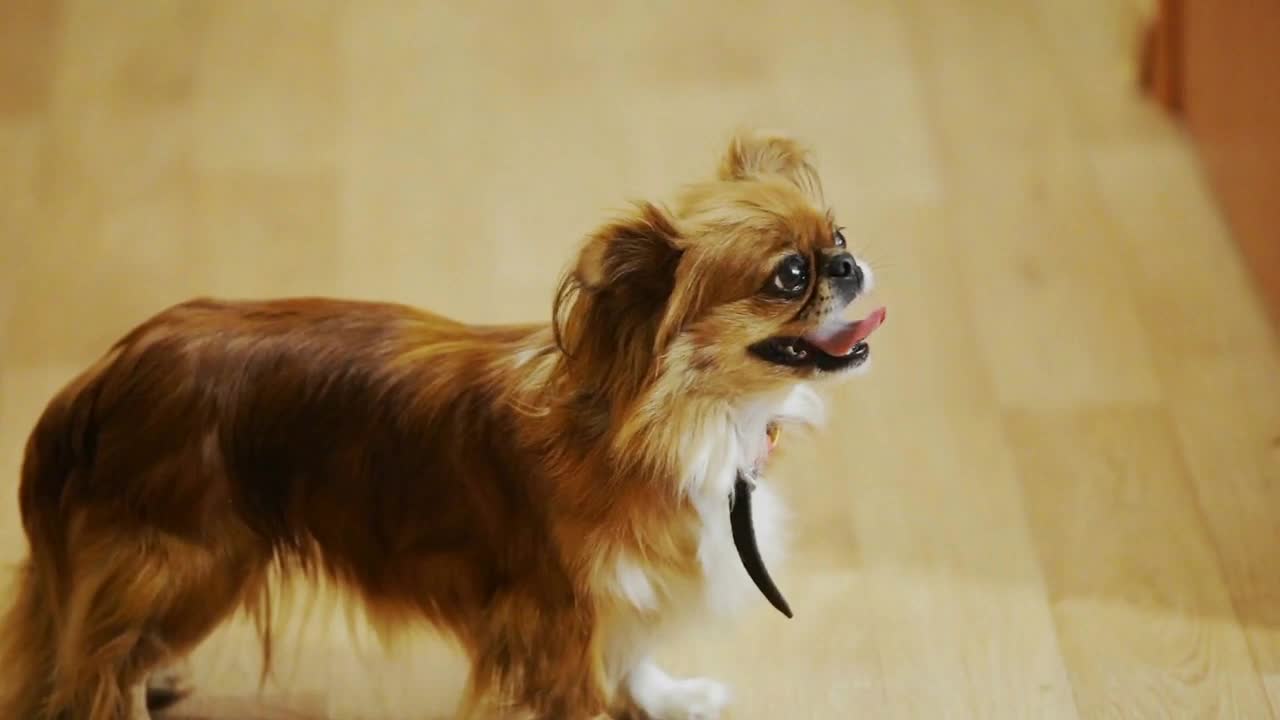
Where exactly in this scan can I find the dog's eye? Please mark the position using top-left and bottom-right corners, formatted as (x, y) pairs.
(770, 254), (809, 296)
(834, 227), (847, 248)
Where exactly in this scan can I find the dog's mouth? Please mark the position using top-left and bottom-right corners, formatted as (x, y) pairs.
(750, 306), (887, 372)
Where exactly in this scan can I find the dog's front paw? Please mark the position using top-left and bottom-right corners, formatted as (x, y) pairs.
(656, 677), (730, 720)
(625, 663), (730, 720)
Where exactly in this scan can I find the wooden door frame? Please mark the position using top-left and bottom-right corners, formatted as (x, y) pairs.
(1140, 0), (1183, 115)
(1141, 0), (1280, 336)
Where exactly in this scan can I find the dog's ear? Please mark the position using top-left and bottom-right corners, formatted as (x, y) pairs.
(571, 201), (682, 299)
(718, 129), (823, 200)
(554, 202), (685, 402)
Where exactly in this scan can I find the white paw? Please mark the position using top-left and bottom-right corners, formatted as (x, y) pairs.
(626, 661), (731, 720)
(654, 677), (730, 720)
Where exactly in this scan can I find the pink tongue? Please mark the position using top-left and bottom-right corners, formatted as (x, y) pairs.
(803, 306), (887, 357)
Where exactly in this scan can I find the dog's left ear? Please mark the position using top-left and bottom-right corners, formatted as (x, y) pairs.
(554, 202), (686, 396)
(572, 201), (682, 300)
(718, 129), (823, 200)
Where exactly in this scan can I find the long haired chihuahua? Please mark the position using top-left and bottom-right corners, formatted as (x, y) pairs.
(0, 130), (885, 720)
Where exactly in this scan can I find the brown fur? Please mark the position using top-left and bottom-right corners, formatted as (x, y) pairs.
(0, 130), (865, 719)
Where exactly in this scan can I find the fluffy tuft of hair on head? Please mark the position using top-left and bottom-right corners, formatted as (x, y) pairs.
(717, 128), (825, 203)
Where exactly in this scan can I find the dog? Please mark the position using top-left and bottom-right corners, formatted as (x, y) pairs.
(0, 130), (885, 720)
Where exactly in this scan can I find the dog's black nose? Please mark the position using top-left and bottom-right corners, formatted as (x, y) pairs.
(826, 252), (864, 289)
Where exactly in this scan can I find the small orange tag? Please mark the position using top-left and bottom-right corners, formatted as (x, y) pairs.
(766, 422), (781, 452)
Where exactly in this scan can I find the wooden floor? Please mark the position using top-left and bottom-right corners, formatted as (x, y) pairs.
(3, 1), (1280, 718)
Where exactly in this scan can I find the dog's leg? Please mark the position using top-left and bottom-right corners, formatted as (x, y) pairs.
(459, 595), (610, 720)
(462, 648), (611, 720)
(616, 659), (730, 720)
(43, 520), (266, 720)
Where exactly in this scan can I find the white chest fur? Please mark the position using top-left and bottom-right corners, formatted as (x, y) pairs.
(686, 384), (820, 616)
(608, 384), (824, 618)
(598, 384), (824, 706)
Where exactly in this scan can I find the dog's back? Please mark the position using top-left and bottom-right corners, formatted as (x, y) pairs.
(21, 297), (504, 539)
